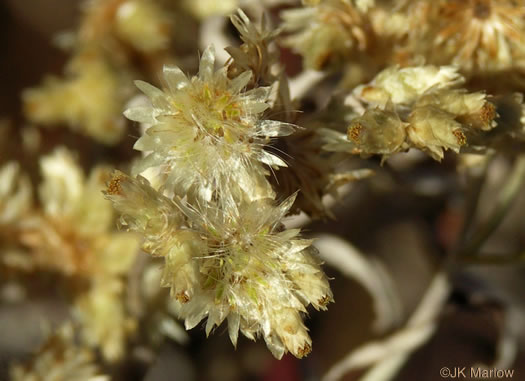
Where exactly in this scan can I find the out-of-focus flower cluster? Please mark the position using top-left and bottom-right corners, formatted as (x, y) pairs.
(282, 0), (525, 89)
(404, 0), (525, 76)
(22, 0), (183, 144)
(10, 325), (109, 381)
(282, 0), (376, 71)
(0, 148), (139, 362)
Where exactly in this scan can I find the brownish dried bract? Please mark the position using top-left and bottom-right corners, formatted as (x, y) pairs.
(297, 343), (312, 358)
(318, 294), (333, 308)
(176, 291), (190, 303)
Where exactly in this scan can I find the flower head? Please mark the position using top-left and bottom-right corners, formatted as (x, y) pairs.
(353, 65), (464, 108)
(105, 172), (333, 359)
(172, 194), (332, 359)
(125, 45), (295, 205)
(14, 149), (139, 361)
(115, 0), (173, 53)
(226, 9), (281, 87)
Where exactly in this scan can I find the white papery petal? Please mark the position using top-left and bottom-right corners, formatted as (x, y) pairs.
(258, 120), (296, 137)
(230, 71), (252, 93)
(259, 151), (287, 167)
(164, 65), (190, 92)
(244, 87), (272, 102)
(185, 309), (207, 330)
(199, 45), (216, 81)
(264, 334), (285, 360)
(134, 80), (171, 110)
(228, 313), (241, 347)
(124, 106), (157, 124)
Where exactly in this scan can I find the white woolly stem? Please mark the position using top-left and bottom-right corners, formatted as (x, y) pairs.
(315, 235), (403, 332)
(322, 273), (450, 381)
(288, 70), (326, 100)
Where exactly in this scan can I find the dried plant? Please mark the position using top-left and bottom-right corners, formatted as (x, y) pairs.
(2, 1), (525, 380)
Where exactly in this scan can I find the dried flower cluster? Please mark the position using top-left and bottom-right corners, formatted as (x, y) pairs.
(404, 0), (525, 75)
(1, 149), (139, 362)
(4, 0), (525, 379)
(106, 172), (331, 358)
(323, 66), (498, 161)
(10, 325), (109, 381)
(106, 30), (333, 357)
(283, 0), (525, 89)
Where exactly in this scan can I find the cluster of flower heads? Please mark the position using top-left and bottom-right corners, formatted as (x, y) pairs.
(282, 0), (525, 89)
(10, 325), (109, 381)
(21, 0), (311, 145)
(22, 0), (184, 144)
(405, 0), (525, 75)
(0, 149), (139, 362)
(11, 0), (525, 376)
(322, 66), (501, 161)
(106, 172), (331, 358)
(105, 18), (333, 356)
